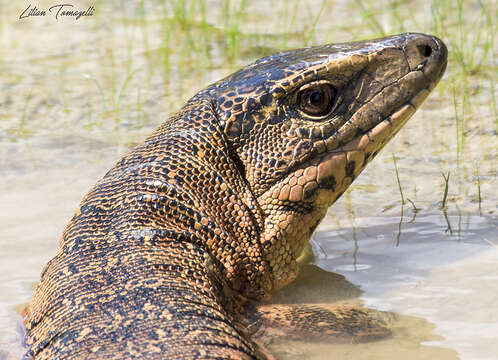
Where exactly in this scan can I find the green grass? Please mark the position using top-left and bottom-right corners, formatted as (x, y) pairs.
(392, 153), (405, 206)
(440, 172), (450, 211)
(439, 171), (453, 234)
(20, 85), (34, 128)
(274, 0), (300, 49)
(474, 162), (482, 215)
(452, 85), (467, 164)
(113, 68), (142, 126)
(431, 0), (495, 164)
(84, 74), (106, 128)
(491, 78), (498, 132)
(304, 0), (328, 45)
(354, 0), (386, 36)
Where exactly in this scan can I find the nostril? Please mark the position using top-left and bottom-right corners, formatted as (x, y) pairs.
(417, 44), (432, 57)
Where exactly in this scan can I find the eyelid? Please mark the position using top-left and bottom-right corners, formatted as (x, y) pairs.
(293, 79), (338, 104)
(298, 79), (334, 91)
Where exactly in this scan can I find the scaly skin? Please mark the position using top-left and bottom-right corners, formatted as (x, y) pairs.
(25, 33), (447, 359)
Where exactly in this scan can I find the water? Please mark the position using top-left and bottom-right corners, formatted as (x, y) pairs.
(0, 0), (496, 359)
(315, 215), (497, 360)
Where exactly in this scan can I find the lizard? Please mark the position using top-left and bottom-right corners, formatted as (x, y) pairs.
(24, 32), (447, 359)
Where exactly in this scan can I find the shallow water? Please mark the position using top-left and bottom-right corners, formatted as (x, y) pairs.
(314, 215), (498, 360)
(0, 0), (496, 359)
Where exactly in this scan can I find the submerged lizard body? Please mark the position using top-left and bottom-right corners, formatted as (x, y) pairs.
(25, 33), (447, 359)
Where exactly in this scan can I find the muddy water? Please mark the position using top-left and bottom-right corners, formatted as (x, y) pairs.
(0, 0), (496, 359)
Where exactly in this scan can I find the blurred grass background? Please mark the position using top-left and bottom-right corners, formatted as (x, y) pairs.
(0, 0), (496, 216)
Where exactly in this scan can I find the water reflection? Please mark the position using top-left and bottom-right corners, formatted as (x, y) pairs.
(266, 266), (458, 360)
(313, 214), (498, 360)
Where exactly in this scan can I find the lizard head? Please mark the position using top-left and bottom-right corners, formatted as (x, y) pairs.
(205, 33), (447, 293)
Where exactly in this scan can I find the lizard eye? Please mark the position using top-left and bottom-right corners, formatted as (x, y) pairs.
(297, 83), (337, 118)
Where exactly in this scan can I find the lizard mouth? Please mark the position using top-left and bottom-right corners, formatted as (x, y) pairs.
(312, 85), (443, 206)
(311, 34), (447, 201)
(357, 34), (447, 144)
(332, 34), (447, 153)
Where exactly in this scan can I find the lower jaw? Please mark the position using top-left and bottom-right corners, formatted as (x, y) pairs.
(313, 87), (432, 209)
